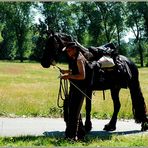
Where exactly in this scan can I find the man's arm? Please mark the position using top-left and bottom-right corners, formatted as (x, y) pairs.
(61, 59), (85, 80)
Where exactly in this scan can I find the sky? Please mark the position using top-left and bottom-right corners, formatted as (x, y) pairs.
(123, 31), (135, 43)
(30, 3), (45, 24)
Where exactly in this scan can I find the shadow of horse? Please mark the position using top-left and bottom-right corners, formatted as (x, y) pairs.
(43, 131), (65, 138)
(89, 130), (142, 138)
(43, 130), (143, 140)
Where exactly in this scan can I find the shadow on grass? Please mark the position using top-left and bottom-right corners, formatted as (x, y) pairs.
(43, 129), (142, 140)
(0, 130), (144, 146)
(88, 130), (142, 138)
(41, 129), (144, 146)
(43, 131), (65, 138)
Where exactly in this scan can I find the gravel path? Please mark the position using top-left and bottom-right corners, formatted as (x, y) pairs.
(0, 118), (148, 137)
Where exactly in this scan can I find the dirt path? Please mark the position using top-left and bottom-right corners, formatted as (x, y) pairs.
(0, 117), (147, 137)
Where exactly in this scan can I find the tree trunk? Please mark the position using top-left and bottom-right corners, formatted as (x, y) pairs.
(18, 40), (24, 63)
(116, 24), (121, 47)
(138, 42), (144, 67)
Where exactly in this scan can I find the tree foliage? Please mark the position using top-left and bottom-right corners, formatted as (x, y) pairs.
(0, 2), (148, 66)
(0, 2), (33, 62)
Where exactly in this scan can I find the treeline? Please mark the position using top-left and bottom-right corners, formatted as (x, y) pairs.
(0, 2), (148, 66)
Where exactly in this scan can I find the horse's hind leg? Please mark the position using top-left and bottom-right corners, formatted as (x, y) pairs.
(103, 88), (120, 131)
(85, 89), (92, 133)
(129, 78), (148, 131)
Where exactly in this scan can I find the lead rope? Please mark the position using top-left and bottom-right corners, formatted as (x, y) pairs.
(69, 80), (92, 100)
(103, 90), (105, 100)
(57, 78), (69, 108)
(54, 65), (92, 108)
(55, 65), (69, 108)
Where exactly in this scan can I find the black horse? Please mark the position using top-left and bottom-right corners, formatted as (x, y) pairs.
(41, 31), (148, 133)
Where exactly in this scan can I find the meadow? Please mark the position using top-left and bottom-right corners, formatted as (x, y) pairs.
(0, 61), (148, 146)
(0, 61), (148, 119)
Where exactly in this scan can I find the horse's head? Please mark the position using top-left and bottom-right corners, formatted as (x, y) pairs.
(41, 31), (74, 68)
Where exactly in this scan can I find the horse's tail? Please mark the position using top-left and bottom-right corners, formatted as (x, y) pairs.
(128, 62), (147, 123)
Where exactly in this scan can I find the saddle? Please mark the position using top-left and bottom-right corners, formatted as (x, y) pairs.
(85, 43), (132, 89)
(88, 42), (118, 61)
(87, 56), (132, 90)
(75, 41), (132, 89)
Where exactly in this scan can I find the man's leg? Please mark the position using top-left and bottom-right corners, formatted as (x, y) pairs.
(65, 85), (85, 140)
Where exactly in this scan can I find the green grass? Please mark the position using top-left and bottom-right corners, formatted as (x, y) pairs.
(0, 61), (148, 119)
(0, 134), (148, 147)
(0, 61), (65, 117)
(0, 61), (148, 146)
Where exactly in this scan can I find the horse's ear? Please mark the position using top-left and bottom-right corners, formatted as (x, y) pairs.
(46, 26), (55, 36)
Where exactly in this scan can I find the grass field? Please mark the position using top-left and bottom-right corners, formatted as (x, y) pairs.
(0, 61), (148, 146)
(0, 61), (148, 119)
(0, 134), (148, 147)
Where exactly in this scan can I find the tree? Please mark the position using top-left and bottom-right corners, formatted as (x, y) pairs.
(69, 2), (89, 44)
(80, 2), (103, 46)
(31, 19), (48, 61)
(0, 23), (17, 60)
(1, 1), (146, 64)
(81, 2), (125, 47)
(125, 2), (146, 67)
(0, 2), (33, 62)
(136, 2), (148, 38)
(111, 3), (125, 47)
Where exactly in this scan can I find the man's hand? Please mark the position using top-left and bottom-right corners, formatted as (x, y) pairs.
(61, 74), (70, 80)
(60, 69), (72, 75)
(60, 69), (66, 74)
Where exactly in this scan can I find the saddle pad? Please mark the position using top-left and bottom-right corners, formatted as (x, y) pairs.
(98, 56), (115, 68)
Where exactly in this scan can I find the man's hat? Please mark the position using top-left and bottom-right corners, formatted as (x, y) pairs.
(62, 42), (78, 51)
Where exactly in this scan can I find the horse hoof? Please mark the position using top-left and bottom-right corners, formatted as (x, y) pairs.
(141, 122), (148, 131)
(103, 124), (116, 131)
(85, 121), (92, 133)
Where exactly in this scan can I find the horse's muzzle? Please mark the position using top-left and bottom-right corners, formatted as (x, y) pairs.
(41, 59), (51, 68)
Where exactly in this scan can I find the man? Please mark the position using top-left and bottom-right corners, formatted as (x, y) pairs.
(61, 42), (90, 140)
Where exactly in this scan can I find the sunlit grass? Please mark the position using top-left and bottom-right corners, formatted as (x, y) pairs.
(0, 61), (63, 117)
(0, 61), (147, 119)
(0, 134), (148, 147)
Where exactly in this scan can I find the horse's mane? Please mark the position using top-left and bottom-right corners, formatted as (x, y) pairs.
(57, 33), (93, 60)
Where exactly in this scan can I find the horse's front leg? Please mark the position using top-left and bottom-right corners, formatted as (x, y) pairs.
(104, 88), (120, 131)
(141, 117), (148, 131)
(85, 89), (92, 133)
